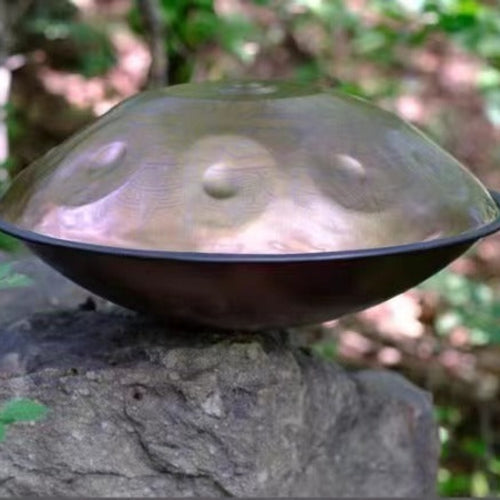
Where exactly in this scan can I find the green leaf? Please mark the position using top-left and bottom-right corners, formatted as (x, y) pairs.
(439, 425), (450, 444)
(478, 68), (500, 91)
(0, 264), (33, 290)
(489, 458), (500, 474)
(435, 405), (462, 425)
(471, 471), (490, 497)
(0, 399), (48, 424)
(312, 340), (337, 360)
(438, 471), (472, 496)
(436, 310), (462, 335)
(477, 35), (500, 59)
(468, 327), (490, 345)
(182, 10), (218, 47)
(354, 30), (388, 54)
(0, 423), (5, 442)
(484, 89), (500, 126)
(462, 437), (486, 458)
(217, 15), (257, 55)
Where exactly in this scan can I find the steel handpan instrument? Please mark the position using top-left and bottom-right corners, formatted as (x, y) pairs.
(1, 80), (499, 329)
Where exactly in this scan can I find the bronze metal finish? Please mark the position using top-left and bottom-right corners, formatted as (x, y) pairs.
(0, 80), (498, 254)
(1, 81), (500, 329)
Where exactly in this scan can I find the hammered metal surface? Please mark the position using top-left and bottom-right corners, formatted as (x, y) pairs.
(0, 80), (498, 254)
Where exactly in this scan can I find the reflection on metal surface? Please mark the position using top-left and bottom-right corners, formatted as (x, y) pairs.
(202, 163), (239, 199)
(54, 141), (129, 207)
(0, 80), (498, 254)
(218, 81), (278, 96)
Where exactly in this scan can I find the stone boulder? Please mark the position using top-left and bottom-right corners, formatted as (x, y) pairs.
(0, 255), (438, 497)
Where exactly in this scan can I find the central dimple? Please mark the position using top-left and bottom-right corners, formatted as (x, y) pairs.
(202, 163), (239, 199)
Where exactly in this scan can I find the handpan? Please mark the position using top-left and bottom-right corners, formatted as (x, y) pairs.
(1, 81), (499, 329)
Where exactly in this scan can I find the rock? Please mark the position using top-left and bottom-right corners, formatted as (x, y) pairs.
(0, 251), (110, 325)
(0, 256), (439, 497)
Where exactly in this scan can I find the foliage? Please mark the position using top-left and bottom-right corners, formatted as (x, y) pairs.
(0, 398), (48, 443)
(16, 0), (116, 77)
(0, 234), (18, 253)
(436, 404), (500, 497)
(129, 0), (261, 83)
(421, 269), (500, 345)
(294, 0), (500, 105)
(311, 339), (337, 360)
(375, 0), (500, 125)
(419, 269), (500, 495)
(0, 263), (32, 290)
(127, 0), (500, 126)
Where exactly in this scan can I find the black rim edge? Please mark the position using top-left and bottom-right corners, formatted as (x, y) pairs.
(1, 190), (500, 263)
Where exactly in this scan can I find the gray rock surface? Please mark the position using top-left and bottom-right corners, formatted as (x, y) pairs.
(0, 255), (439, 497)
(0, 250), (108, 325)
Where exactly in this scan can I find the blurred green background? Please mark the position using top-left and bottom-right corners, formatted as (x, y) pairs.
(1, 0), (500, 496)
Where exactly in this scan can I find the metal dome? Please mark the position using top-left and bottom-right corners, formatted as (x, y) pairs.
(1, 81), (499, 330)
(0, 80), (497, 255)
